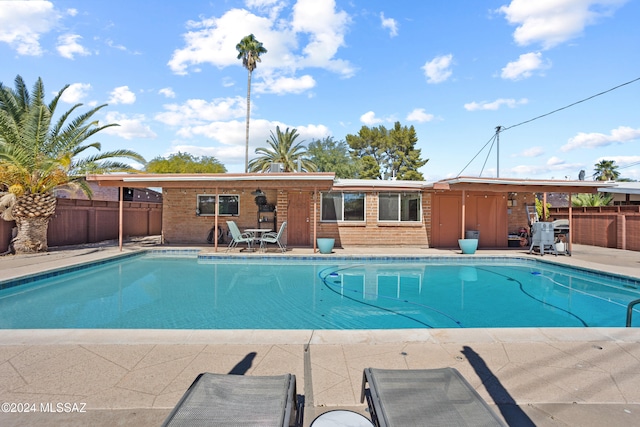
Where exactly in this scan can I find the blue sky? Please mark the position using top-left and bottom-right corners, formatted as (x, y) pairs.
(1, 0), (639, 181)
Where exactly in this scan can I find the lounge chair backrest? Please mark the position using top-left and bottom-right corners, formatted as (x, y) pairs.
(275, 221), (287, 238)
(227, 221), (241, 239)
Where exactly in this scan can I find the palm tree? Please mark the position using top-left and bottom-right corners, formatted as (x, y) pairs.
(236, 34), (267, 173)
(0, 75), (145, 253)
(248, 126), (317, 172)
(571, 193), (613, 207)
(593, 160), (620, 181)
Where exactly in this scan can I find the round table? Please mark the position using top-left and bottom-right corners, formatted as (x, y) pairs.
(310, 410), (374, 427)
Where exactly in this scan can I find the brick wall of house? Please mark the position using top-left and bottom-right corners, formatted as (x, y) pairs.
(162, 187), (279, 244)
(314, 191), (430, 247)
(507, 192), (535, 234)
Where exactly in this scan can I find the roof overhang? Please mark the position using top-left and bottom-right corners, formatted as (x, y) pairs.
(86, 172), (336, 190)
(427, 176), (618, 194)
(599, 182), (640, 195)
(331, 179), (427, 191)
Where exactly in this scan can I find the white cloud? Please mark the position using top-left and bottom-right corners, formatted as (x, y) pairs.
(102, 112), (157, 140)
(168, 9), (273, 75)
(295, 124), (331, 142)
(168, 1), (355, 92)
(406, 108), (435, 123)
(167, 117), (330, 168)
(169, 143), (244, 164)
(253, 74), (316, 95)
(422, 54), (453, 84)
(108, 86), (136, 105)
(66, 8), (78, 17)
(360, 111), (384, 125)
(0, 0), (60, 55)
(464, 98), (528, 111)
(106, 39), (128, 52)
(155, 97), (247, 128)
(561, 126), (640, 151)
(380, 12), (398, 37)
(520, 146), (545, 157)
(501, 52), (550, 80)
(59, 83), (92, 104)
(56, 34), (91, 59)
(291, 0), (353, 74)
(498, 0), (627, 49)
(510, 156), (581, 176)
(159, 87), (176, 98)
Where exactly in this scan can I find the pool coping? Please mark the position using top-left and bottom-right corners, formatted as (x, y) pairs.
(2, 327), (640, 345)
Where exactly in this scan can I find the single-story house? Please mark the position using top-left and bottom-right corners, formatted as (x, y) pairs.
(599, 182), (640, 205)
(86, 173), (617, 252)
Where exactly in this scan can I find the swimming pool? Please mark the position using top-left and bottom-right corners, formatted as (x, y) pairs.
(1, 252), (639, 329)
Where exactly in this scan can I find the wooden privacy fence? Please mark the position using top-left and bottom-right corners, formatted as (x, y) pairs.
(548, 206), (640, 252)
(0, 198), (162, 253)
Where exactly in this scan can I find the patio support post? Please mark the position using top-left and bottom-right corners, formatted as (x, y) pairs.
(461, 190), (466, 239)
(118, 185), (124, 252)
(313, 187), (318, 252)
(543, 193), (548, 221)
(568, 192), (573, 253)
(214, 186), (219, 252)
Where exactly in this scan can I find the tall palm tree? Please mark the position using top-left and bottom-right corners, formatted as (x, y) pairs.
(236, 34), (267, 173)
(593, 160), (620, 181)
(0, 75), (145, 253)
(248, 126), (317, 172)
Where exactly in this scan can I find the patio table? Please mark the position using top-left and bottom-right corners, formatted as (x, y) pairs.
(244, 228), (273, 246)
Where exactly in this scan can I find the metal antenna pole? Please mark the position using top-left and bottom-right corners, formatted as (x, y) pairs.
(495, 126), (502, 178)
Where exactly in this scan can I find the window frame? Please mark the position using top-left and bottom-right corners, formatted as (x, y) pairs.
(320, 192), (366, 222)
(377, 192), (422, 223)
(196, 194), (240, 216)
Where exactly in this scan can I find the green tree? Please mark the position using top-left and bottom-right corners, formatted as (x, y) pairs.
(345, 122), (427, 180)
(346, 125), (387, 179)
(593, 160), (620, 181)
(388, 122), (428, 180)
(307, 136), (360, 178)
(248, 126), (316, 172)
(0, 75), (145, 253)
(145, 152), (226, 173)
(572, 193), (613, 207)
(236, 34), (267, 173)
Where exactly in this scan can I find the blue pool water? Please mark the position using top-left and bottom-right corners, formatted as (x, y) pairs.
(1, 253), (639, 329)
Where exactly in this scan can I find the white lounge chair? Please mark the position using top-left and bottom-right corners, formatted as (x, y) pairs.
(226, 221), (253, 252)
(260, 221), (287, 253)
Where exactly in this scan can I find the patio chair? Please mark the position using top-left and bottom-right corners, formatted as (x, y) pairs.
(260, 221), (287, 253)
(162, 372), (298, 427)
(361, 367), (506, 427)
(226, 221), (253, 252)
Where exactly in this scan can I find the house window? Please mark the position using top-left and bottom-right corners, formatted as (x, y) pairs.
(321, 192), (365, 221)
(197, 194), (239, 216)
(378, 193), (421, 222)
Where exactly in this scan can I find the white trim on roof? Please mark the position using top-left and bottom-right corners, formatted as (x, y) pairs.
(332, 179), (426, 189)
(599, 182), (640, 195)
(432, 177), (618, 188)
(101, 173), (334, 183)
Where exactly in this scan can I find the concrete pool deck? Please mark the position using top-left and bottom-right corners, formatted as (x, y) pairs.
(0, 240), (639, 426)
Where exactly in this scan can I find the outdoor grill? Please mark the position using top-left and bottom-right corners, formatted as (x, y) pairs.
(529, 222), (556, 255)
